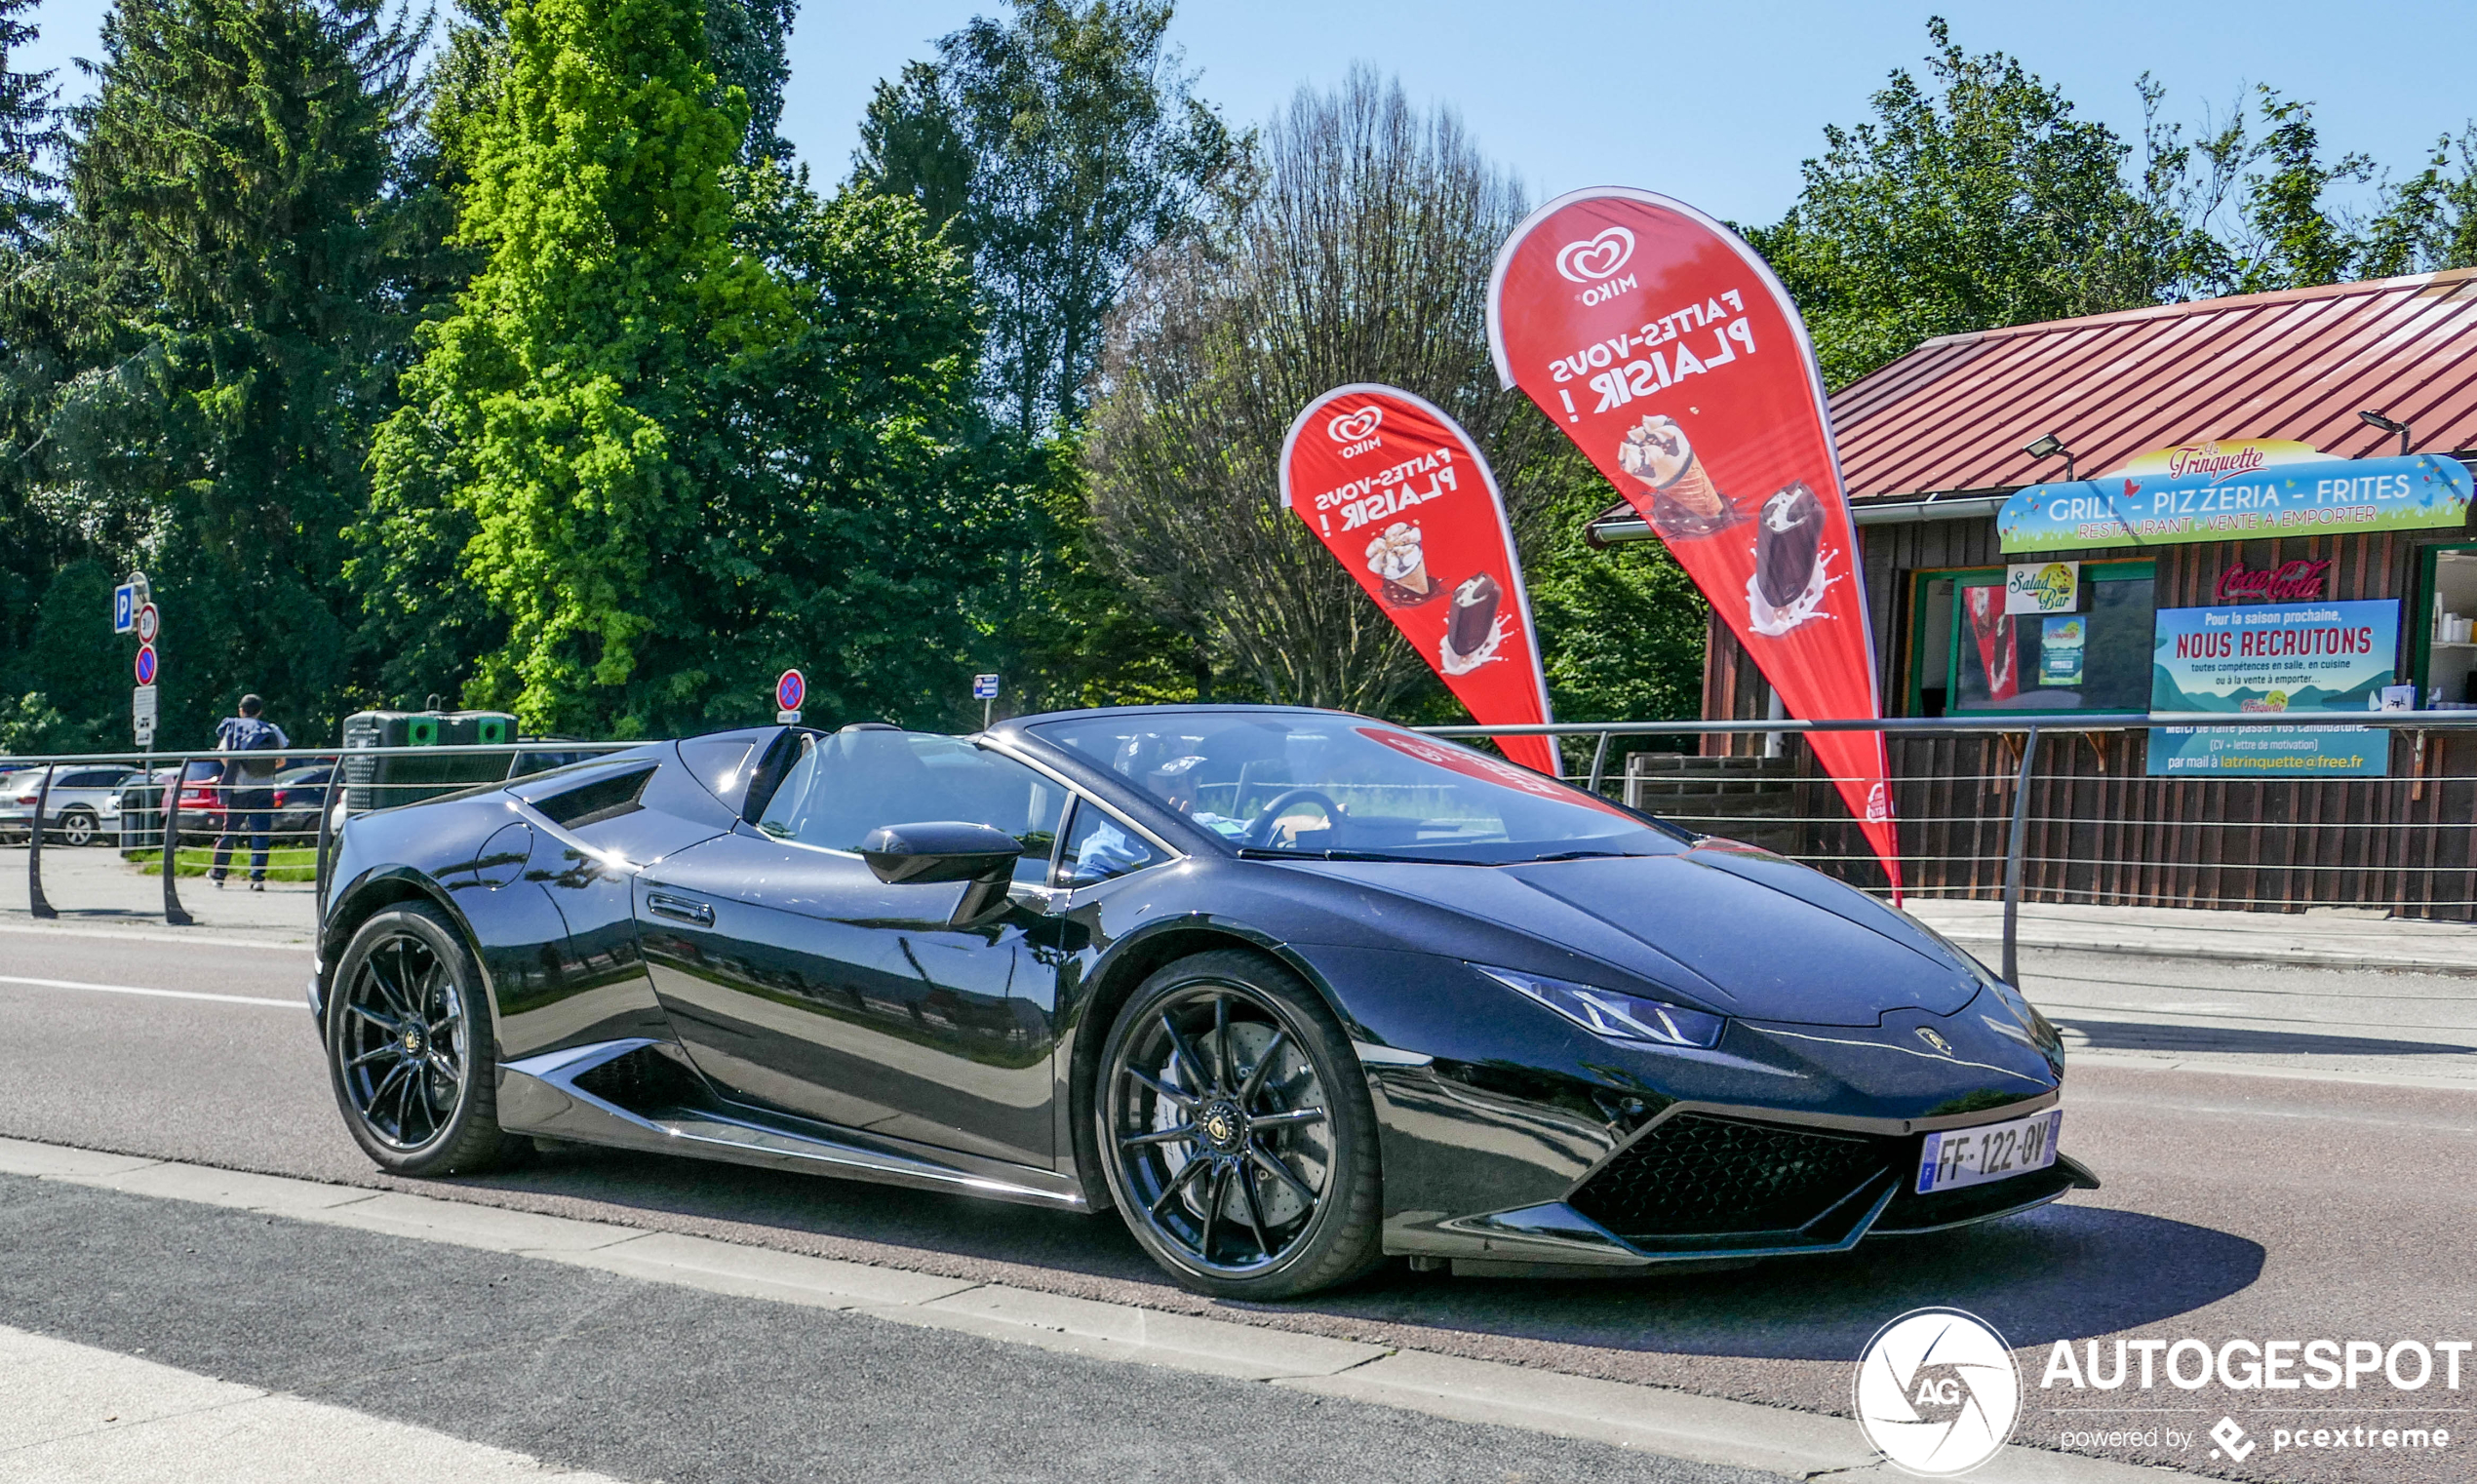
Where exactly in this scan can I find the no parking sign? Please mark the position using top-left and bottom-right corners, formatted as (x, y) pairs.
(774, 669), (805, 723)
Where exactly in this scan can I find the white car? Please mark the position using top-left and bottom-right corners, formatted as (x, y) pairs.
(1, 765), (140, 846)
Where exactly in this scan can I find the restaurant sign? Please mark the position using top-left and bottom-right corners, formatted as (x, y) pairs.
(1997, 447), (2471, 555)
(2147, 599), (2400, 777)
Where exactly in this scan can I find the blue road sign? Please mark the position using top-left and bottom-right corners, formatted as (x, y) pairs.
(972, 674), (1001, 700)
(775, 669), (806, 712)
(113, 585), (136, 634)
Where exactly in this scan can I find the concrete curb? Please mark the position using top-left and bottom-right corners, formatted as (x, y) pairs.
(1, 1135), (2189, 1483)
(1941, 930), (2477, 977)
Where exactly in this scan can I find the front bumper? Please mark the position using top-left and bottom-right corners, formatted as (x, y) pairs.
(1388, 1095), (2097, 1272)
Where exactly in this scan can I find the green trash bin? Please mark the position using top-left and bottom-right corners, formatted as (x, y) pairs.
(340, 709), (519, 814)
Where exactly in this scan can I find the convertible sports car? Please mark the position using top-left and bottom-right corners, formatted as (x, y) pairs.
(311, 705), (2094, 1298)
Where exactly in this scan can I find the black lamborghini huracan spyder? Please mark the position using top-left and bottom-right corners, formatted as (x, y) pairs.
(311, 705), (2094, 1298)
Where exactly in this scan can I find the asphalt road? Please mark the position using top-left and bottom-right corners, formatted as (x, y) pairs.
(2, 922), (2471, 1484)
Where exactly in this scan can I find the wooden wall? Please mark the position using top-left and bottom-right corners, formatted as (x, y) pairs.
(1695, 516), (2477, 918)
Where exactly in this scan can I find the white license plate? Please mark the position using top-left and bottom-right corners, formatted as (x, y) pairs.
(1915, 1109), (2063, 1193)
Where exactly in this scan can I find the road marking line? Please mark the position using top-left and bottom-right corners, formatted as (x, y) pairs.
(0, 1134), (2172, 1483)
(0, 921), (312, 952)
(0, 974), (297, 1008)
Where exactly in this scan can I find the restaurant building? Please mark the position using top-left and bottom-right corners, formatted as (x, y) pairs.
(1590, 268), (2477, 916)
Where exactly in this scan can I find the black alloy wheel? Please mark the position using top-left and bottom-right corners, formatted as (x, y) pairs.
(326, 903), (514, 1175)
(1099, 950), (1383, 1299)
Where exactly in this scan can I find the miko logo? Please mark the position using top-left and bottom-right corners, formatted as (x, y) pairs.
(1855, 1308), (2023, 1476)
(1326, 407), (1384, 444)
(1554, 226), (1634, 283)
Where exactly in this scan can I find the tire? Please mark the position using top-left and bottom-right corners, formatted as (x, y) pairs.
(58, 808), (97, 847)
(1096, 949), (1384, 1300)
(325, 902), (517, 1175)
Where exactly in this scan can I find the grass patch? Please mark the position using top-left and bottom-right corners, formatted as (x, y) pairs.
(121, 845), (318, 882)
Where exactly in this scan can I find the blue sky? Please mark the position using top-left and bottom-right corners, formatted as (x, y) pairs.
(14, 0), (2471, 226)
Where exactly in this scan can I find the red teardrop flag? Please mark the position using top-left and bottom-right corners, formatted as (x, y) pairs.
(1279, 384), (1558, 776)
(1486, 188), (1900, 894)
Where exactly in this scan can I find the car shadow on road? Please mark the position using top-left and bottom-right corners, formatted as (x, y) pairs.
(435, 1146), (2261, 1362)
(2060, 1017), (2477, 1057)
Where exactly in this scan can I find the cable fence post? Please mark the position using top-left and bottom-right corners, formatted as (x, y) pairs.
(162, 755), (192, 926)
(27, 765), (55, 918)
(1587, 730), (1613, 798)
(2001, 726), (2039, 986)
(313, 779), (334, 935)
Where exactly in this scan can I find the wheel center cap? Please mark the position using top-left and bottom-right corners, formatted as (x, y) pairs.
(1199, 1101), (1243, 1152)
(400, 1027), (425, 1057)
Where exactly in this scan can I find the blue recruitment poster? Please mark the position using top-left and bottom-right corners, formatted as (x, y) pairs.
(2148, 600), (2399, 776)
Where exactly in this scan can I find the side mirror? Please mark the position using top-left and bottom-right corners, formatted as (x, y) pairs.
(859, 821), (1024, 925)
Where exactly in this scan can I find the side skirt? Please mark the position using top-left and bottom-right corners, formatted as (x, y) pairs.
(497, 1038), (1087, 1212)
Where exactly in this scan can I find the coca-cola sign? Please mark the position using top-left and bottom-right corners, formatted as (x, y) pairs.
(2216, 559), (2333, 603)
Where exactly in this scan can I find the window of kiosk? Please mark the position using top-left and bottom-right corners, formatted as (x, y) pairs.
(1918, 562), (2154, 716)
(2416, 544), (2477, 706)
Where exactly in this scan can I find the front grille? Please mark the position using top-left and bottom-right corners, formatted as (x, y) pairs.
(1569, 1113), (1895, 1239)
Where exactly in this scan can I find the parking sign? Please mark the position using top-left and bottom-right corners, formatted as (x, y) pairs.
(113, 584), (137, 634)
(972, 674), (1001, 700)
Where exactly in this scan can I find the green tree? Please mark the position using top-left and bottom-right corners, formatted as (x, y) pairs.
(2363, 127), (2477, 276)
(853, 0), (1243, 436)
(0, 0), (59, 249)
(1750, 18), (2213, 387)
(23, 0), (436, 747)
(367, 0), (784, 735)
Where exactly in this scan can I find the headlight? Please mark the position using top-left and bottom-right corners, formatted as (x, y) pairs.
(1474, 965), (1725, 1049)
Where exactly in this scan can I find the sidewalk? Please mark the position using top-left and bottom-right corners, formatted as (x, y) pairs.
(0, 845), (315, 947)
(1903, 897), (2477, 974)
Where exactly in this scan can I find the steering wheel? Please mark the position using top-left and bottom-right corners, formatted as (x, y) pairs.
(1239, 788), (1345, 849)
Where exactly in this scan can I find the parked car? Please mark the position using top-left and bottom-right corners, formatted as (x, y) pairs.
(0, 764), (138, 845)
(104, 766), (182, 847)
(269, 761), (339, 842)
(172, 759), (227, 844)
(314, 706), (2088, 1300)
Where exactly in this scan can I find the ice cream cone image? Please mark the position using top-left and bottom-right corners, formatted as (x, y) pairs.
(1616, 414), (1738, 538)
(1365, 523), (1438, 605)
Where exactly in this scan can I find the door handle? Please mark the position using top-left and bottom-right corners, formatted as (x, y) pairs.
(646, 891), (715, 927)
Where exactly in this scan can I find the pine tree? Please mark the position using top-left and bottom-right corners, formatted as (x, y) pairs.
(0, 0), (59, 249)
(29, 0), (436, 746)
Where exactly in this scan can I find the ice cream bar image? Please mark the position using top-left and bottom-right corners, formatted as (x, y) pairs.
(1447, 571), (1502, 659)
(1756, 483), (1825, 608)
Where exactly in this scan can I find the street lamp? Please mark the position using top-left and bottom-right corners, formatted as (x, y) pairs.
(2023, 433), (2077, 484)
(2359, 409), (2412, 456)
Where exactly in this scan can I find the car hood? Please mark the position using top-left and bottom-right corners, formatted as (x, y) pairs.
(1287, 842), (1981, 1027)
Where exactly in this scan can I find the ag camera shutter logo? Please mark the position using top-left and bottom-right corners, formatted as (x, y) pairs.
(1855, 1308), (2022, 1475)
(1554, 225), (1634, 283)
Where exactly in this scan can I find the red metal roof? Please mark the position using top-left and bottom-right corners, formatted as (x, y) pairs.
(1828, 267), (2477, 503)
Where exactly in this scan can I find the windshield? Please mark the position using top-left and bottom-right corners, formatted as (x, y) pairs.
(1028, 711), (1689, 865)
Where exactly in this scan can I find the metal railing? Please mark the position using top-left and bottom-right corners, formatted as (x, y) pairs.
(3, 740), (639, 927)
(13, 712), (2477, 982)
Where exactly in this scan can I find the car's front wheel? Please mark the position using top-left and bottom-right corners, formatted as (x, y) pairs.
(1097, 950), (1384, 1299)
(326, 902), (516, 1175)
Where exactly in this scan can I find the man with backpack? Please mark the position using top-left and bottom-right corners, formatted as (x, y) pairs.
(211, 694), (289, 890)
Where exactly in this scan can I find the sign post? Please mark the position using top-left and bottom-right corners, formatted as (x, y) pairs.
(972, 674), (1000, 729)
(774, 669), (806, 725)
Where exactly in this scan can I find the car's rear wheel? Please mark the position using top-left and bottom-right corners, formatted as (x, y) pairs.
(326, 903), (516, 1175)
(1098, 950), (1383, 1299)
(58, 808), (97, 847)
